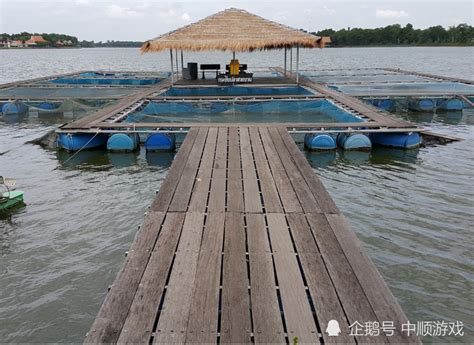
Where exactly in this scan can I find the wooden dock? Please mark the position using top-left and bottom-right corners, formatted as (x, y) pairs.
(85, 126), (419, 344)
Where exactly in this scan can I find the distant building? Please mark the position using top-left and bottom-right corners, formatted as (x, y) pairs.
(56, 39), (73, 47)
(319, 36), (332, 48)
(9, 40), (25, 48)
(25, 35), (49, 46)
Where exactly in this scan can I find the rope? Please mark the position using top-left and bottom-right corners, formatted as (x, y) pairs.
(53, 129), (103, 170)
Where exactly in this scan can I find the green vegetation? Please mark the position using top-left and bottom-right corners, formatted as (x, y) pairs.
(79, 40), (143, 48)
(312, 24), (473, 47)
(1, 33), (142, 48)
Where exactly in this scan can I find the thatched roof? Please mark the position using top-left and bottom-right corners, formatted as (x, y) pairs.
(141, 8), (322, 53)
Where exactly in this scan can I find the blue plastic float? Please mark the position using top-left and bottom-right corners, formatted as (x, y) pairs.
(38, 102), (56, 110)
(369, 99), (395, 111)
(145, 133), (176, 151)
(370, 132), (420, 149)
(408, 98), (435, 112)
(107, 133), (140, 152)
(437, 98), (463, 111)
(304, 133), (336, 150)
(57, 133), (108, 151)
(336, 133), (372, 150)
(2, 102), (28, 115)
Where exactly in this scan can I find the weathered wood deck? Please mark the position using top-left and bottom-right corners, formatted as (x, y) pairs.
(85, 126), (419, 344)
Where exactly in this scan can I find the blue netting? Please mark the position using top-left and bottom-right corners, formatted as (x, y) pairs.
(332, 82), (474, 96)
(300, 69), (399, 77)
(161, 86), (313, 97)
(307, 74), (429, 84)
(0, 87), (139, 98)
(125, 99), (364, 124)
(51, 77), (161, 85)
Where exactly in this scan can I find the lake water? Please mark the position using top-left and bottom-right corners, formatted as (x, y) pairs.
(0, 47), (473, 343)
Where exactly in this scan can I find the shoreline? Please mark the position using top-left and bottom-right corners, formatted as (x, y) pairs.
(1, 45), (472, 51)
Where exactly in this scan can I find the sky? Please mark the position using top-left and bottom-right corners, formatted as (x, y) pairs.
(0, 0), (472, 41)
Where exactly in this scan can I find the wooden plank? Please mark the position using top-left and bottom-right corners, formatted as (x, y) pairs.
(220, 212), (252, 344)
(152, 94), (324, 101)
(384, 67), (473, 85)
(267, 127), (322, 213)
(153, 212), (206, 344)
(151, 128), (199, 212)
(117, 212), (186, 343)
(247, 214), (285, 344)
(96, 121), (416, 129)
(305, 213), (387, 343)
(286, 213), (355, 344)
(188, 127), (218, 212)
(266, 214), (320, 344)
(326, 213), (420, 344)
(276, 127), (339, 214)
(249, 127), (283, 213)
(208, 128), (227, 212)
(258, 127), (303, 213)
(227, 127), (244, 212)
(168, 127), (208, 212)
(240, 127), (263, 213)
(185, 212), (225, 344)
(84, 211), (166, 343)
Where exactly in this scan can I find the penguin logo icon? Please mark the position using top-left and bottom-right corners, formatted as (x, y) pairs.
(326, 320), (341, 336)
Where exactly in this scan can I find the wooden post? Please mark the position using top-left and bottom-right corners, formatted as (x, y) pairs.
(170, 49), (174, 85)
(296, 45), (300, 84)
(180, 50), (184, 72)
(175, 49), (179, 79)
(284, 48), (287, 75)
(290, 48), (293, 74)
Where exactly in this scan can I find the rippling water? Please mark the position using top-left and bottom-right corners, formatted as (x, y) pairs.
(0, 47), (473, 343)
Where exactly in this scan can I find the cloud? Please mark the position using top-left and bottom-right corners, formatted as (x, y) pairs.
(75, 0), (90, 5)
(376, 9), (409, 18)
(105, 5), (143, 19)
(181, 13), (191, 21)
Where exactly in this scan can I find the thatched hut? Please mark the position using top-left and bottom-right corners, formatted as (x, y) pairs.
(141, 8), (325, 83)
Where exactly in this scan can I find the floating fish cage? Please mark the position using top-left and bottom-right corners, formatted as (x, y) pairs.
(161, 85), (314, 97)
(3, 67), (466, 155)
(0, 99), (113, 118)
(124, 99), (365, 124)
(364, 96), (470, 113)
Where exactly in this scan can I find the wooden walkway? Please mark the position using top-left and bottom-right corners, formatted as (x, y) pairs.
(85, 126), (419, 344)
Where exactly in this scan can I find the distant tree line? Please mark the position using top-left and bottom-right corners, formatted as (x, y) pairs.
(311, 24), (473, 46)
(1, 32), (79, 46)
(1, 33), (142, 48)
(79, 40), (143, 48)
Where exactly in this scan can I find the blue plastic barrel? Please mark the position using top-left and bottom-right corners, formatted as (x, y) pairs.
(107, 133), (140, 152)
(38, 102), (56, 110)
(377, 99), (395, 111)
(408, 98), (434, 112)
(57, 133), (108, 151)
(336, 133), (372, 150)
(370, 132), (420, 149)
(2, 102), (28, 115)
(304, 133), (336, 150)
(437, 98), (463, 111)
(145, 133), (176, 151)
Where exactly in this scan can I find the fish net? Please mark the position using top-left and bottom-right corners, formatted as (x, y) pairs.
(0, 87), (139, 99)
(332, 82), (474, 96)
(125, 100), (365, 124)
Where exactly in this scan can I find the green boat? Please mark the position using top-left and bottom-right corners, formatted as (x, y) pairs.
(0, 190), (24, 210)
(0, 176), (25, 210)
